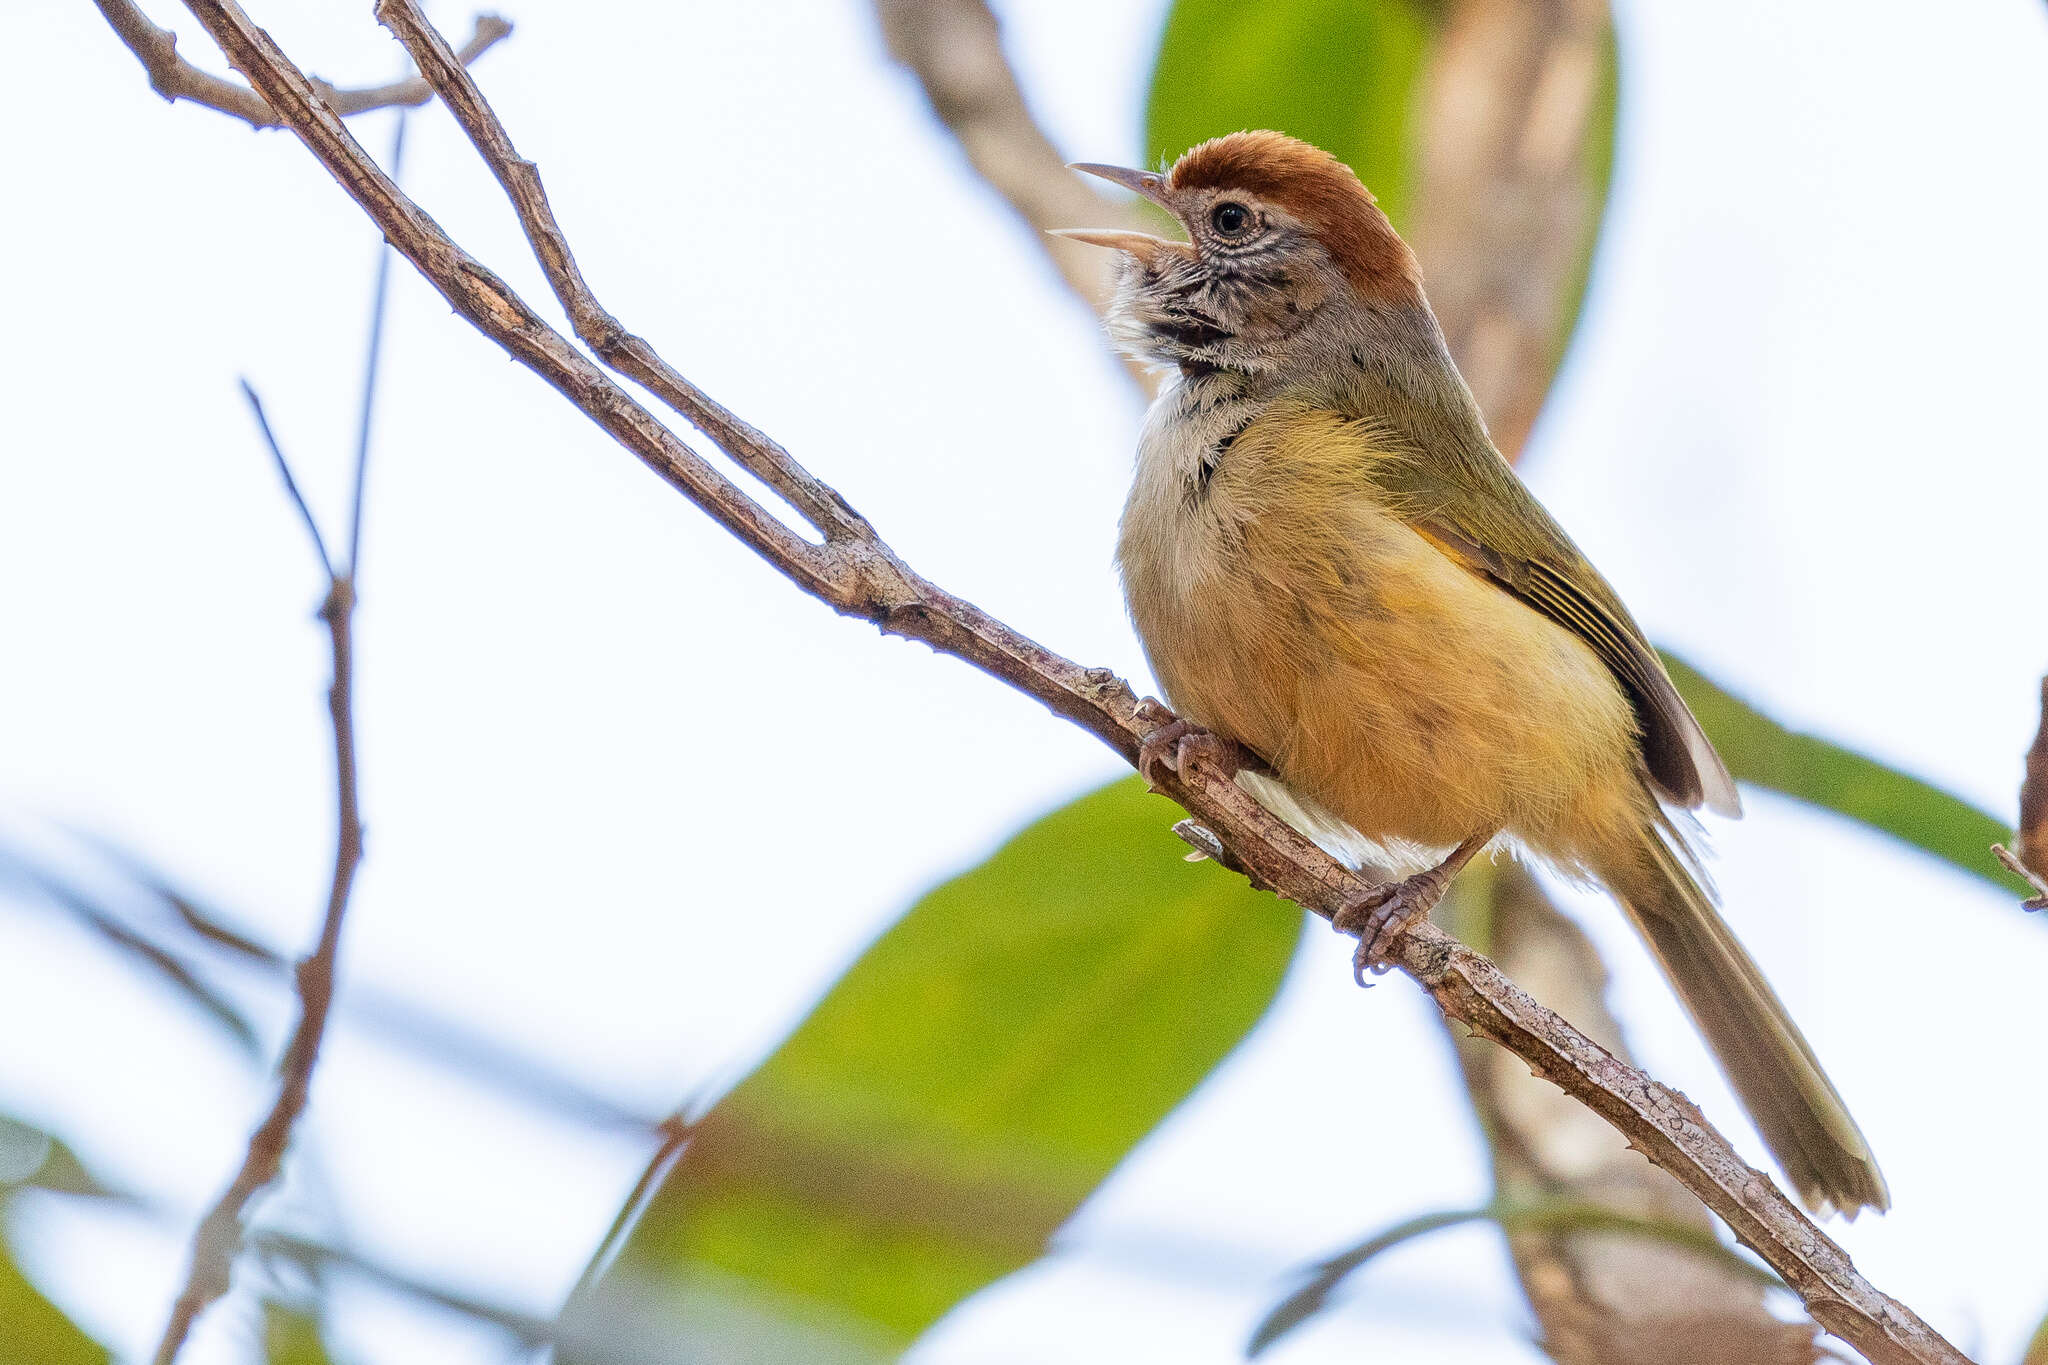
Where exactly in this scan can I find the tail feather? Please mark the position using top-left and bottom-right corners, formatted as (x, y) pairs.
(1602, 822), (1889, 1218)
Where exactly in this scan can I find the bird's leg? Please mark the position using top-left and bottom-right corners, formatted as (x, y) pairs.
(1133, 699), (1248, 788)
(1333, 832), (1493, 985)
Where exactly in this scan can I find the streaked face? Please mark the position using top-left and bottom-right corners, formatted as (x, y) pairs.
(1105, 185), (1338, 376)
(1064, 133), (1422, 377)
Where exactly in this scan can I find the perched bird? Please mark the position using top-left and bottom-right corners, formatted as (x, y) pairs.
(1058, 131), (1888, 1218)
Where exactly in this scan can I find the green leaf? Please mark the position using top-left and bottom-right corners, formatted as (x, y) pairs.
(263, 1300), (340, 1365)
(2023, 1297), (2048, 1365)
(1, 1116), (112, 1365)
(0, 1117), (117, 1202)
(560, 778), (1300, 1360)
(1248, 1196), (1780, 1357)
(1146, 0), (1435, 229)
(1662, 653), (2025, 896)
(0, 1254), (107, 1365)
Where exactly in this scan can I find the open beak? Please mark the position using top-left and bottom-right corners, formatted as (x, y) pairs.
(1068, 162), (1174, 209)
(1054, 162), (1184, 265)
(1047, 226), (1181, 266)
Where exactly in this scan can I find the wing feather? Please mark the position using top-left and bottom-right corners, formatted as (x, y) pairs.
(1415, 514), (1740, 817)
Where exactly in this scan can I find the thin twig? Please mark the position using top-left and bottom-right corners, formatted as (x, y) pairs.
(52, 825), (685, 1132)
(156, 5), (1972, 1362)
(152, 539), (361, 1365)
(239, 380), (334, 581)
(92, 0), (509, 129)
(1992, 845), (2048, 910)
(347, 113), (408, 572)
(151, 132), (398, 1365)
(253, 1231), (555, 1346)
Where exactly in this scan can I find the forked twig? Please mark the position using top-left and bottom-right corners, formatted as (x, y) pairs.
(149, 114), (403, 1365)
(93, 0), (508, 128)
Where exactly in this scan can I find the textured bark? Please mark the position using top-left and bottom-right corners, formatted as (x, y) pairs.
(93, 0), (508, 127)
(1444, 869), (1819, 1364)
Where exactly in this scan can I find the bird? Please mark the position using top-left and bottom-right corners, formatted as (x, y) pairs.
(1056, 130), (1888, 1219)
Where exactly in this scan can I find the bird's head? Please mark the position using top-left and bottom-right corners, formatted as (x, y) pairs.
(1058, 130), (1423, 376)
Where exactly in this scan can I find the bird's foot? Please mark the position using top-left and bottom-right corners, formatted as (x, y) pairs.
(1134, 700), (1242, 788)
(1332, 835), (1490, 985)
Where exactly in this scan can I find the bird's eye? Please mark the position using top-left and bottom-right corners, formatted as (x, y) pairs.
(1209, 201), (1254, 238)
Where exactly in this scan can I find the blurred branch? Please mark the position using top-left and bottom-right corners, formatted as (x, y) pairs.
(1408, 0), (1613, 459)
(0, 857), (261, 1058)
(1400, 6), (1821, 1360)
(41, 829), (685, 1136)
(152, 215), (387, 1361)
(870, 0), (1154, 389)
(255, 1232), (554, 1348)
(1250, 1191), (1779, 1357)
(138, 5), (1969, 1363)
(1434, 868), (1822, 1365)
(92, 0), (509, 129)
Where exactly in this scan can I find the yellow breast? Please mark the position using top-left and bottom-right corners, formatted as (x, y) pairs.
(1118, 402), (1642, 860)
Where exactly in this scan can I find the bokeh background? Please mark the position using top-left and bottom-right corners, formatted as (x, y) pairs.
(4, 1), (2047, 1362)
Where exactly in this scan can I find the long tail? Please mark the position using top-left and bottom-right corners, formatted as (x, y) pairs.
(1598, 820), (1889, 1218)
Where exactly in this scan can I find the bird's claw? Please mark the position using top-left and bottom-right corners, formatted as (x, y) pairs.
(1331, 866), (1456, 986)
(1134, 701), (1238, 790)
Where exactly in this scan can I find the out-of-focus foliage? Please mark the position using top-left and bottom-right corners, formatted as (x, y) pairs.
(0, 846), (261, 1059)
(1664, 653), (2020, 895)
(1247, 1195), (1780, 1356)
(1146, 0), (1433, 229)
(561, 780), (1300, 1360)
(1, 1116), (111, 1365)
(0, 1257), (105, 1365)
(2023, 1302), (2048, 1365)
(0, 1117), (115, 1203)
(263, 1300), (341, 1365)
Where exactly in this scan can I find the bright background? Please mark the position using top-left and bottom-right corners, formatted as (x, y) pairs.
(3, 0), (2046, 1361)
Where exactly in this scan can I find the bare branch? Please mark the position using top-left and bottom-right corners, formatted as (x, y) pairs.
(153, 119), (392, 1365)
(1440, 868), (1822, 1365)
(1407, 0), (1614, 459)
(92, 0), (509, 129)
(154, 4), (1972, 1362)
(153, 552), (363, 1365)
(1398, 4), (1819, 1358)
(347, 114), (408, 572)
(870, 0), (1137, 318)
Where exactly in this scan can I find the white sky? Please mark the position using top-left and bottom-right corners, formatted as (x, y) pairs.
(3, 1), (2047, 1362)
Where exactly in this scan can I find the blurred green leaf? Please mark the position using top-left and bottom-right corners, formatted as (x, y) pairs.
(1663, 653), (2024, 895)
(561, 779), (1300, 1361)
(0, 1254), (107, 1365)
(1249, 1195), (1780, 1357)
(2023, 1299), (2048, 1365)
(263, 1300), (340, 1365)
(0, 1117), (117, 1201)
(1146, 0), (1434, 229)
(1, 1116), (111, 1365)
